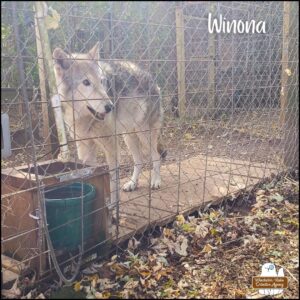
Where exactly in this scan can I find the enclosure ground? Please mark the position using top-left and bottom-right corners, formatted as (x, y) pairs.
(116, 153), (277, 242)
(2, 172), (298, 299)
(1, 110), (283, 171)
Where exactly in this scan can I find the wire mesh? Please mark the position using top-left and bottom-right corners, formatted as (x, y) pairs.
(1, 1), (299, 280)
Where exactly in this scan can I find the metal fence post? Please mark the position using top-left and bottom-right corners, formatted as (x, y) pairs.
(208, 2), (216, 116)
(175, 6), (186, 118)
(280, 2), (291, 126)
(284, 2), (299, 169)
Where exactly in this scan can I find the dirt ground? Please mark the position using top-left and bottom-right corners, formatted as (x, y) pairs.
(2, 110), (283, 179)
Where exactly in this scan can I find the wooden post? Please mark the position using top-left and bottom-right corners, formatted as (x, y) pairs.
(34, 13), (52, 158)
(283, 2), (299, 169)
(34, 3), (58, 96)
(208, 3), (216, 116)
(280, 2), (291, 125)
(102, 12), (112, 59)
(175, 6), (186, 117)
(34, 2), (69, 160)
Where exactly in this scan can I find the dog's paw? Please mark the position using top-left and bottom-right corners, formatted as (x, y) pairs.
(123, 180), (137, 192)
(151, 177), (161, 190)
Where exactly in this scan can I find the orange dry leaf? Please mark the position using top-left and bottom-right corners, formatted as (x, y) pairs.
(202, 243), (213, 254)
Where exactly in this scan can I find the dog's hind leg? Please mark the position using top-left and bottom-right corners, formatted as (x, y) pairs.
(123, 133), (143, 192)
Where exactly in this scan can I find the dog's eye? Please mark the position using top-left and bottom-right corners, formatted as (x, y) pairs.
(83, 79), (91, 86)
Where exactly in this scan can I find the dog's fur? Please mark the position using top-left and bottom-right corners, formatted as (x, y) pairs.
(53, 42), (165, 205)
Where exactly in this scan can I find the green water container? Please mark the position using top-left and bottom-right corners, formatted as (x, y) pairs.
(45, 182), (96, 251)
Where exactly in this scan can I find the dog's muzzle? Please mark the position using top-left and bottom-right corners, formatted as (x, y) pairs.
(87, 105), (106, 120)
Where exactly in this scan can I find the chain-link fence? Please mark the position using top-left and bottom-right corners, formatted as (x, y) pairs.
(1, 1), (299, 282)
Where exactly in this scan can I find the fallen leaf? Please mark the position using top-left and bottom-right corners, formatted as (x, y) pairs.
(23, 290), (33, 299)
(274, 230), (286, 235)
(246, 292), (267, 299)
(82, 266), (99, 275)
(271, 193), (284, 202)
(181, 223), (195, 233)
(290, 257), (299, 268)
(195, 259), (207, 265)
(86, 291), (96, 299)
(154, 269), (168, 281)
(91, 278), (97, 289)
(175, 237), (188, 256)
(184, 133), (194, 140)
(94, 291), (111, 299)
(157, 256), (169, 266)
(202, 243), (214, 254)
(141, 271), (152, 278)
(256, 189), (265, 196)
(269, 250), (282, 257)
(176, 214), (185, 225)
(110, 263), (126, 277)
(94, 292), (103, 299)
(152, 263), (162, 273)
(128, 237), (141, 250)
(178, 279), (189, 290)
(123, 280), (139, 289)
(97, 278), (117, 290)
(140, 277), (146, 286)
(163, 228), (175, 239)
(210, 228), (218, 236)
(215, 236), (222, 245)
(195, 221), (210, 238)
(208, 210), (221, 222)
(73, 281), (81, 292)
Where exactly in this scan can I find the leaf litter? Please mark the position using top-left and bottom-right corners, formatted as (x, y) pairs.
(2, 173), (298, 299)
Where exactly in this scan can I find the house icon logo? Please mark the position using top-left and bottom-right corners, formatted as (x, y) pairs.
(252, 263), (288, 296)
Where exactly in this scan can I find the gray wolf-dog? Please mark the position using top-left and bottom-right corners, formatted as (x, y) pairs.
(53, 42), (165, 206)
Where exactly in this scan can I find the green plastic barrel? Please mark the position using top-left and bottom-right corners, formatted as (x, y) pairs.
(45, 182), (96, 250)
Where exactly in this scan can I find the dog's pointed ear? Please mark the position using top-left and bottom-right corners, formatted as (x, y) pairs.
(88, 42), (100, 61)
(53, 47), (71, 70)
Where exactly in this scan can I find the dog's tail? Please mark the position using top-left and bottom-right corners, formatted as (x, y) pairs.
(157, 141), (167, 161)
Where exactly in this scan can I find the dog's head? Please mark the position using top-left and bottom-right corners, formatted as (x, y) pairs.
(53, 42), (113, 120)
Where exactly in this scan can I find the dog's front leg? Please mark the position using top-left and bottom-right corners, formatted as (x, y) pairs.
(123, 133), (143, 192)
(137, 127), (161, 189)
(76, 139), (97, 165)
(102, 138), (120, 211)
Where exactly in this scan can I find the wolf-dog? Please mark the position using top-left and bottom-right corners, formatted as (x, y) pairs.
(53, 42), (165, 206)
